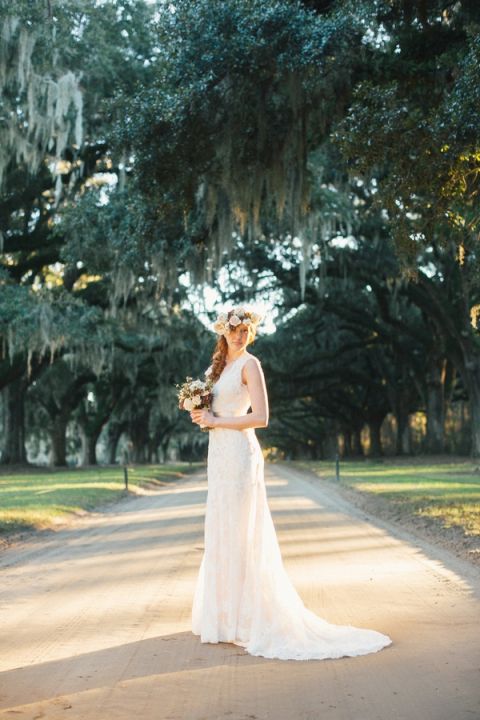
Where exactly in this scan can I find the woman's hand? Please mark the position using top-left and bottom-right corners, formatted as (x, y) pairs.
(190, 408), (216, 428)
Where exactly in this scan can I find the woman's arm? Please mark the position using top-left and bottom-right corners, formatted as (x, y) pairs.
(191, 358), (269, 430)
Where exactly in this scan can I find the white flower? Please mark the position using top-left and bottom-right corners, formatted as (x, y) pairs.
(183, 397), (194, 410)
(192, 394), (202, 406)
(229, 314), (241, 326)
(243, 317), (252, 326)
(218, 312), (228, 323)
(233, 306), (245, 317)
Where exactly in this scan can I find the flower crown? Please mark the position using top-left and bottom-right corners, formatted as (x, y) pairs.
(213, 306), (264, 336)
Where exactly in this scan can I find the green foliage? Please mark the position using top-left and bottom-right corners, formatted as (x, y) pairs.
(57, 184), (192, 311)
(296, 458), (480, 539)
(3, 0), (480, 465)
(0, 269), (109, 367)
(122, 0), (358, 268)
(246, 166), (478, 457)
(335, 1), (480, 256)
(0, 463), (202, 534)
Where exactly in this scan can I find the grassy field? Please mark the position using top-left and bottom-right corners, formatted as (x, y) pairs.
(3, 457), (479, 547)
(0, 463), (204, 535)
(291, 458), (480, 539)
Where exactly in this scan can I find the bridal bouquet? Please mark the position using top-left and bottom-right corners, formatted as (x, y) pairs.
(176, 376), (214, 432)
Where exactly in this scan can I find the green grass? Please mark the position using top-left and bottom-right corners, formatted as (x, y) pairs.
(0, 463), (204, 535)
(291, 459), (480, 538)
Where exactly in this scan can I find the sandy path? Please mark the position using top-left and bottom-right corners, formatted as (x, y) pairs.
(0, 462), (479, 720)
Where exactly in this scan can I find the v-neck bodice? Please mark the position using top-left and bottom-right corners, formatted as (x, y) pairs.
(210, 353), (252, 418)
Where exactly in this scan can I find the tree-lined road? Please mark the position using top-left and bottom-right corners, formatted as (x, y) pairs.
(0, 463), (479, 720)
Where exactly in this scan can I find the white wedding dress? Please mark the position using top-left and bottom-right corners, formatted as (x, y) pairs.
(191, 352), (392, 660)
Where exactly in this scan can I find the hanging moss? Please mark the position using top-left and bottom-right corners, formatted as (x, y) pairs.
(0, 16), (83, 195)
(0, 269), (113, 378)
(124, 0), (358, 290)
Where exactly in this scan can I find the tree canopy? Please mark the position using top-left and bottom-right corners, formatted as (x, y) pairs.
(1, 0), (480, 465)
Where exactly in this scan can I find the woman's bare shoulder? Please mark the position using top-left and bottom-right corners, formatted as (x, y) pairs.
(243, 354), (264, 379)
(241, 354), (262, 386)
(245, 353), (262, 365)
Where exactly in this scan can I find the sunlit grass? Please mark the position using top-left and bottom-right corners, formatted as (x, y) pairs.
(292, 459), (480, 538)
(0, 463), (204, 534)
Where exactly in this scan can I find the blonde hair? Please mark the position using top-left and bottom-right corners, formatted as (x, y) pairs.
(209, 324), (257, 383)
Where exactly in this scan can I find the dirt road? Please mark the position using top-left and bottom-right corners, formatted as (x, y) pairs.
(0, 462), (479, 720)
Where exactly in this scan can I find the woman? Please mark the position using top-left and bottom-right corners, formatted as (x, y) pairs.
(190, 306), (391, 661)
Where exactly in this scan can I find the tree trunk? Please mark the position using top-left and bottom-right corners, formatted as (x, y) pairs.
(470, 387), (480, 458)
(322, 432), (338, 460)
(368, 417), (384, 457)
(129, 413), (150, 464)
(106, 421), (125, 464)
(107, 439), (117, 465)
(394, 402), (411, 455)
(147, 444), (154, 463)
(50, 413), (68, 466)
(88, 434), (99, 465)
(342, 430), (352, 458)
(131, 443), (147, 464)
(400, 419), (412, 455)
(352, 428), (364, 456)
(1, 377), (28, 465)
(425, 358), (446, 453)
(465, 372), (480, 458)
(75, 405), (109, 467)
(160, 436), (172, 463)
(79, 427), (100, 466)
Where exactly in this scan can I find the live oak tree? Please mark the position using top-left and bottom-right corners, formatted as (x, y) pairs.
(335, 0), (480, 454)
(121, 0), (360, 287)
(222, 152), (459, 458)
(0, 0), (164, 464)
(2, 0), (480, 464)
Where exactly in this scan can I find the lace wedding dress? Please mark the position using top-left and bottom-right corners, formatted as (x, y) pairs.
(191, 352), (392, 660)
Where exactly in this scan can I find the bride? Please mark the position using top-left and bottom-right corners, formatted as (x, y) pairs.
(189, 306), (391, 661)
